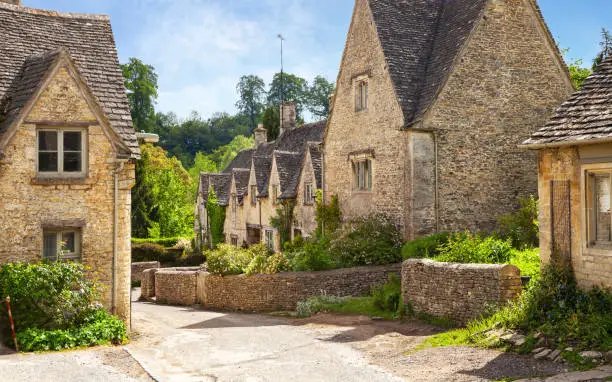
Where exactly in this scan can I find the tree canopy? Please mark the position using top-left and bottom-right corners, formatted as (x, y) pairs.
(121, 58), (158, 133)
(236, 75), (267, 133)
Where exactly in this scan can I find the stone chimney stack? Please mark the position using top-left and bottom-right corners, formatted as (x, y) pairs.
(0, 0), (22, 5)
(254, 124), (268, 149)
(280, 102), (297, 136)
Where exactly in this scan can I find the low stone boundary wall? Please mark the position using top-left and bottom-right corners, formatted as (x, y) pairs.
(154, 267), (201, 306)
(131, 261), (160, 284)
(141, 268), (159, 300)
(197, 264), (402, 312)
(401, 259), (522, 325)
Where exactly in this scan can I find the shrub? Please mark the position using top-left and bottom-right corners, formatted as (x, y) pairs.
(329, 214), (403, 267)
(132, 243), (167, 263)
(206, 244), (256, 276)
(402, 232), (450, 260)
(0, 262), (99, 331)
(435, 232), (513, 264)
(509, 248), (541, 279)
(245, 252), (291, 276)
(16, 309), (127, 352)
(286, 236), (337, 272)
(315, 193), (342, 237)
(296, 296), (349, 318)
(372, 273), (402, 314)
(131, 237), (184, 248)
(497, 196), (539, 249)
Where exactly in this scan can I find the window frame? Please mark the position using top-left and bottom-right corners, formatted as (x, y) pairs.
(230, 235), (239, 246)
(355, 79), (369, 112)
(584, 166), (612, 249)
(272, 184), (280, 205)
(36, 127), (87, 178)
(304, 183), (315, 205)
(42, 229), (81, 261)
(352, 158), (373, 192)
(265, 230), (274, 251)
(231, 193), (237, 228)
(250, 185), (257, 205)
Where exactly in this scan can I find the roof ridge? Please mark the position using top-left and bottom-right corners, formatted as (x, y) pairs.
(0, 2), (110, 21)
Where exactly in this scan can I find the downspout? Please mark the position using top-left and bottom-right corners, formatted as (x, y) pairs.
(321, 144), (326, 234)
(433, 131), (439, 233)
(112, 160), (126, 316)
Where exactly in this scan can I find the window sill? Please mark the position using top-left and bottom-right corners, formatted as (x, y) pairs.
(352, 190), (373, 195)
(32, 177), (91, 186)
(584, 245), (612, 256)
(303, 202), (315, 206)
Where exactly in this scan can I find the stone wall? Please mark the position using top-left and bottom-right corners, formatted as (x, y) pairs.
(197, 264), (401, 312)
(0, 65), (134, 326)
(154, 268), (200, 306)
(131, 261), (160, 284)
(402, 259), (522, 325)
(140, 268), (158, 300)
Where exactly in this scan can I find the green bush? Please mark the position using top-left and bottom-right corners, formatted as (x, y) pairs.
(497, 196), (539, 249)
(245, 252), (290, 276)
(372, 273), (402, 314)
(509, 248), (541, 279)
(435, 232), (513, 264)
(402, 232), (450, 260)
(329, 214), (403, 267)
(131, 237), (185, 248)
(286, 236), (337, 272)
(131, 243), (168, 262)
(206, 244), (272, 276)
(0, 262), (99, 331)
(16, 309), (127, 352)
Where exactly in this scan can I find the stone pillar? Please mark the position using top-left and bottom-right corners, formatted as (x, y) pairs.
(254, 124), (267, 148)
(280, 102), (296, 136)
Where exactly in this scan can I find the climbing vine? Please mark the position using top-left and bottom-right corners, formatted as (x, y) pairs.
(206, 188), (226, 249)
(270, 199), (296, 250)
(315, 191), (341, 237)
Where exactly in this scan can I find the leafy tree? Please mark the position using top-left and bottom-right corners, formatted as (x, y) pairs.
(121, 58), (158, 133)
(568, 59), (592, 89)
(267, 72), (309, 120)
(307, 76), (335, 119)
(188, 152), (218, 194)
(208, 135), (254, 171)
(131, 144), (194, 238)
(262, 106), (280, 141)
(236, 75), (267, 133)
(206, 189), (226, 248)
(593, 28), (612, 70)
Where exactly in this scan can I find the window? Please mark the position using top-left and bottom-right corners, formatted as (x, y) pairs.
(304, 183), (314, 205)
(43, 229), (81, 261)
(231, 193), (237, 227)
(265, 230), (274, 251)
(250, 185), (257, 205)
(355, 80), (368, 111)
(231, 235), (239, 246)
(587, 170), (612, 246)
(37, 129), (86, 176)
(272, 185), (280, 204)
(353, 159), (372, 192)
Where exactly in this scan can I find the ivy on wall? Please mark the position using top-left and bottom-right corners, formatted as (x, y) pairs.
(315, 191), (341, 237)
(270, 199), (296, 250)
(206, 188), (226, 249)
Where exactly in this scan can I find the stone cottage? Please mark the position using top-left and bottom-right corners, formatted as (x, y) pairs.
(324, 0), (574, 240)
(0, 1), (139, 325)
(195, 103), (325, 251)
(522, 55), (612, 289)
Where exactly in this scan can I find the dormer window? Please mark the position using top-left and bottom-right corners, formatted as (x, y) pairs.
(37, 128), (86, 177)
(355, 79), (368, 112)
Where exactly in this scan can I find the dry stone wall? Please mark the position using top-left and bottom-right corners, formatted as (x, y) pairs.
(154, 268), (200, 306)
(402, 259), (522, 325)
(140, 268), (158, 300)
(131, 261), (160, 284)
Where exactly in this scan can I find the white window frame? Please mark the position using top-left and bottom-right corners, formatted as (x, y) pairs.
(42, 229), (81, 261)
(304, 183), (315, 205)
(352, 158), (373, 192)
(36, 128), (87, 178)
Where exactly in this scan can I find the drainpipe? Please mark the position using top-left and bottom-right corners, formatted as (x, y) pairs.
(433, 131), (439, 234)
(112, 160), (126, 315)
(321, 144), (326, 234)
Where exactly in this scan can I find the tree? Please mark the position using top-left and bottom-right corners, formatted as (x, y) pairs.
(593, 28), (612, 70)
(262, 106), (280, 141)
(306, 76), (335, 119)
(188, 152), (218, 195)
(121, 58), (158, 133)
(236, 75), (267, 133)
(267, 72), (309, 120)
(208, 135), (254, 171)
(568, 59), (591, 89)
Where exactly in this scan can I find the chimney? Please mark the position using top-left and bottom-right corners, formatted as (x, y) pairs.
(280, 102), (296, 136)
(254, 124), (267, 149)
(0, 0), (22, 5)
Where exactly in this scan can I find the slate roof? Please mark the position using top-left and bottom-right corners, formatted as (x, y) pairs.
(199, 173), (232, 207)
(309, 144), (323, 189)
(368, 0), (489, 125)
(523, 55), (612, 147)
(218, 120), (326, 202)
(0, 3), (139, 158)
(232, 169), (251, 204)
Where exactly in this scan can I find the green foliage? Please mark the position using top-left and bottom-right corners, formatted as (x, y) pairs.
(509, 248), (541, 279)
(121, 58), (158, 134)
(131, 237), (186, 248)
(244, 252), (290, 276)
(306, 76), (336, 119)
(132, 143), (194, 238)
(435, 232), (513, 264)
(16, 309), (127, 352)
(329, 214), (403, 267)
(497, 196), (539, 249)
(0, 262), (100, 331)
(401, 232), (450, 260)
(593, 28), (612, 70)
(315, 193), (341, 237)
(206, 188), (226, 249)
(131, 243), (167, 262)
(131, 243), (203, 267)
(270, 200), (296, 251)
(267, 72), (309, 120)
(262, 106), (280, 142)
(206, 244), (270, 276)
(236, 75), (267, 132)
(568, 59), (592, 89)
(372, 273), (402, 314)
(286, 236), (337, 272)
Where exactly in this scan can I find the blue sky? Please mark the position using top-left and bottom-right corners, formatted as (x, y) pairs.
(26, 0), (612, 121)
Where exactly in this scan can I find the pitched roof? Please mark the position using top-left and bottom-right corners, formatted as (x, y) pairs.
(199, 173), (232, 207)
(253, 155), (272, 196)
(0, 3), (139, 158)
(309, 144), (323, 189)
(222, 148), (254, 173)
(368, 0), (489, 125)
(523, 56), (612, 147)
(274, 151), (303, 199)
(232, 169), (251, 204)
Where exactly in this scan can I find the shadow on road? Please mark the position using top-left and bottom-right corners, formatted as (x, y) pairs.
(456, 350), (564, 380)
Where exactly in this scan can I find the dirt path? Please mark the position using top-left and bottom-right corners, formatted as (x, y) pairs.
(128, 301), (567, 381)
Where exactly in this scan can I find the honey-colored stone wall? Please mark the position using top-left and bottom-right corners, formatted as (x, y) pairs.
(0, 65), (134, 326)
(402, 259), (522, 325)
(423, 0), (573, 233)
(155, 269), (198, 306)
(294, 150), (318, 238)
